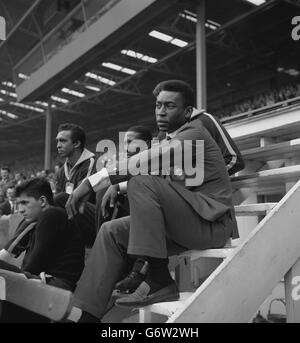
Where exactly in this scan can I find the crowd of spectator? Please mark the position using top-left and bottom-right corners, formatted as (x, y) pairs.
(214, 82), (300, 119)
(0, 166), (59, 215)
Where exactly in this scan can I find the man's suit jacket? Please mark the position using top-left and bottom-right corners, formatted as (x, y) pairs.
(92, 120), (239, 239)
(0, 201), (12, 216)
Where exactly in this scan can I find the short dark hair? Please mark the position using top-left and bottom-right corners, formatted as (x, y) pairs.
(127, 125), (152, 146)
(153, 80), (195, 107)
(1, 166), (10, 173)
(58, 123), (86, 150)
(15, 178), (54, 205)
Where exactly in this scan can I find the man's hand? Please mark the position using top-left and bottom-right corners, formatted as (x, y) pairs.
(65, 179), (92, 219)
(101, 184), (119, 218)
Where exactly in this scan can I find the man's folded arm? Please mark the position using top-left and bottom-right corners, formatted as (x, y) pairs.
(88, 137), (204, 192)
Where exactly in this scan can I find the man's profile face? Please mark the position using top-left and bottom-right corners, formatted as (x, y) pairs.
(124, 131), (149, 158)
(17, 193), (42, 222)
(56, 130), (76, 158)
(155, 91), (187, 133)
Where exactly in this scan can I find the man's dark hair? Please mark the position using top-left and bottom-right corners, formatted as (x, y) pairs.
(16, 178), (54, 205)
(153, 80), (195, 108)
(1, 166), (10, 173)
(127, 125), (152, 147)
(58, 123), (86, 150)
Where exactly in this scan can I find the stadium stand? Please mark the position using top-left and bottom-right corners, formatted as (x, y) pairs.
(1, 0), (300, 324)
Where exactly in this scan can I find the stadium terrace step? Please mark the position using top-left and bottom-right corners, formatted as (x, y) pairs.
(231, 165), (300, 190)
(139, 201), (278, 322)
(166, 180), (300, 323)
(241, 138), (300, 162)
(0, 269), (73, 322)
(234, 203), (276, 216)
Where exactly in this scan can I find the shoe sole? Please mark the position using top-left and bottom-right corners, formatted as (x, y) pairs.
(112, 290), (134, 299)
(115, 293), (180, 309)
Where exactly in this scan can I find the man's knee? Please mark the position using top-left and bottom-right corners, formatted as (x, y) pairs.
(99, 218), (129, 244)
(127, 175), (154, 192)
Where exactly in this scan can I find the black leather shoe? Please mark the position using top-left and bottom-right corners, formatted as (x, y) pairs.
(112, 258), (148, 298)
(115, 281), (179, 308)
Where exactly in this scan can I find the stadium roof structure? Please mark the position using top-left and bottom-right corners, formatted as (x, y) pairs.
(0, 0), (299, 167)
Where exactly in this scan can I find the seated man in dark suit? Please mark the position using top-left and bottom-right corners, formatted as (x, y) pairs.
(98, 125), (152, 228)
(66, 80), (239, 323)
(0, 178), (85, 322)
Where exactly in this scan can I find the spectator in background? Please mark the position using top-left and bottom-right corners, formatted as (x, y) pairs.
(214, 81), (300, 119)
(0, 167), (13, 192)
(40, 170), (48, 178)
(14, 172), (26, 185)
(54, 123), (97, 247)
(0, 185), (18, 216)
(0, 178), (85, 322)
(55, 123), (96, 199)
(0, 189), (5, 206)
(97, 125), (153, 231)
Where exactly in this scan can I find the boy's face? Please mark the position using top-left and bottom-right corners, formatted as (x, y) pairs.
(17, 193), (43, 222)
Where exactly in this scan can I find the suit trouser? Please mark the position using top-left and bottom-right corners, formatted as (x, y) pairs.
(73, 175), (231, 319)
(95, 188), (130, 233)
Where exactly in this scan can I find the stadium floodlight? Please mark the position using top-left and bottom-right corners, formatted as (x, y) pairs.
(18, 73), (29, 80)
(0, 89), (17, 98)
(35, 101), (57, 108)
(121, 50), (158, 64)
(85, 72), (116, 86)
(9, 101), (44, 113)
(102, 62), (122, 71)
(102, 62), (136, 75)
(180, 10), (221, 30)
(171, 38), (188, 47)
(35, 101), (49, 107)
(179, 11), (197, 23)
(61, 87), (85, 98)
(1, 81), (16, 88)
(0, 109), (18, 119)
(121, 67), (136, 75)
(149, 30), (173, 42)
(245, 0), (266, 5)
(287, 69), (299, 76)
(85, 85), (101, 92)
(51, 95), (69, 104)
(149, 30), (189, 49)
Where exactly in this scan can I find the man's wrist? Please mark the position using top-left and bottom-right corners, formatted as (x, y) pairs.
(88, 168), (111, 192)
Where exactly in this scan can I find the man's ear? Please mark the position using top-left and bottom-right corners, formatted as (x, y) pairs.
(73, 140), (81, 149)
(39, 196), (48, 208)
(184, 106), (194, 122)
